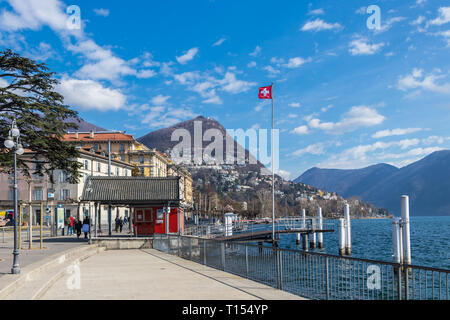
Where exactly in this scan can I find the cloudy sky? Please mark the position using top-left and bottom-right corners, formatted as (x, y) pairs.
(1, 0), (450, 180)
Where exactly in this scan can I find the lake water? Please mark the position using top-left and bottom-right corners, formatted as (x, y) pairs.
(275, 216), (450, 270)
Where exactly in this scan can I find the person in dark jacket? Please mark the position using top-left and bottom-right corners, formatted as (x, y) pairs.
(74, 218), (82, 239)
(119, 217), (124, 233)
(82, 216), (90, 239)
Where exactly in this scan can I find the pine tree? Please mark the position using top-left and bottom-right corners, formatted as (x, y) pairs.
(0, 49), (82, 183)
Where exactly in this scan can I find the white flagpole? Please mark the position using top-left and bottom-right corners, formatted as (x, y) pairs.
(271, 83), (275, 245)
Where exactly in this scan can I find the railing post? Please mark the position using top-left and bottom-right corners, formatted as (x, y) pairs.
(275, 247), (283, 290)
(221, 242), (225, 271)
(203, 239), (207, 265)
(245, 245), (249, 278)
(178, 234), (181, 257)
(189, 237), (192, 260)
(404, 267), (409, 300)
(397, 267), (402, 300)
(325, 257), (330, 300)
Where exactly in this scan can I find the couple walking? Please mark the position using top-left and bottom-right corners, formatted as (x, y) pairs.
(67, 215), (90, 239)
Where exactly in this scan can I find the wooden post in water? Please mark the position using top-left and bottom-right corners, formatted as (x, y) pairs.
(344, 204), (352, 255)
(317, 207), (323, 249)
(296, 233), (300, 245)
(338, 218), (345, 255)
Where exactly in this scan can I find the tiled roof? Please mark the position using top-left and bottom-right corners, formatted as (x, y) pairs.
(81, 176), (180, 204)
(63, 132), (135, 142)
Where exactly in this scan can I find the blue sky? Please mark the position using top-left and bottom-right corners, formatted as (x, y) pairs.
(1, 0), (450, 180)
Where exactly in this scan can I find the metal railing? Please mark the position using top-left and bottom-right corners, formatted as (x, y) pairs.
(153, 234), (450, 300)
(184, 218), (336, 238)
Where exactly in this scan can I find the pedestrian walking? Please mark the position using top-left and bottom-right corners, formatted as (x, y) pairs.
(69, 215), (75, 236)
(115, 217), (119, 233)
(119, 217), (124, 233)
(82, 216), (90, 239)
(75, 218), (82, 239)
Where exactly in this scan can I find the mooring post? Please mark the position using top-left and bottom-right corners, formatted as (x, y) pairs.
(344, 204), (352, 255)
(301, 209), (306, 229)
(296, 233), (301, 245)
(317, 207), (323, 249)
(338, 218), (345, 256)
(302, 234), (308, 251)
(401, 195), (411, 266)
(392, 218), (402, 264)
(309, 218), (316, 249)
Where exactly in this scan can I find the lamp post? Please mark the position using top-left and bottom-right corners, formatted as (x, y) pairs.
(4, 119), (24, 274)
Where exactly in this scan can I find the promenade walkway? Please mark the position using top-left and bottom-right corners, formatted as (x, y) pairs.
(40, 249), (304, 300)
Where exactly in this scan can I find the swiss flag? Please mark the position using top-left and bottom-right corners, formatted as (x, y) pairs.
(258, 85), (273, 99)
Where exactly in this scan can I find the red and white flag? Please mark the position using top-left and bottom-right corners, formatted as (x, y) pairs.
(258, 85), (273, 99)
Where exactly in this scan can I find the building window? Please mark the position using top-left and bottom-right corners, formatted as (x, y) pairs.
(116, 167), (120, 176)
(139, 155), (144, 164)
(120, 144), (125, 152)
(140, 167), (145, 175)
(33, 188), (44, 201)
(59, 171), (69, 183)
(94, 144), (99, 151)
(97, 162), (101, 172)
(125, 169), (128, 176)
(60, 189), (70, 201)
(8, 188), (20, 200)
(84, 160), (89, 170)
(121, 154), (125, 161)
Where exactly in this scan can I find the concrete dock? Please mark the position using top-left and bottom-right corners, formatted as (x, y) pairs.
(39, 249), (304, 300)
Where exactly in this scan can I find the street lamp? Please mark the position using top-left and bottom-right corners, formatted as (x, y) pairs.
(4, 119), (24, 274)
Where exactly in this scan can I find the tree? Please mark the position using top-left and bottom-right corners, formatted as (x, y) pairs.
(0, 49), (81, 183)
(131, 164), (141, 177)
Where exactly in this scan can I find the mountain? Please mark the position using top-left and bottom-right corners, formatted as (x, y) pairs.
(295, 164), (399, 198)
(65, 117), (106, 132)
(294, 151), (450, 216)
(137, 116), (265, 173)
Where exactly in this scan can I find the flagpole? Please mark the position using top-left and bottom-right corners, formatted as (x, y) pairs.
(271, 82), (275, 246)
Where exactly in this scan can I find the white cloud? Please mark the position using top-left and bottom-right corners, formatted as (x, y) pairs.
(308, 8), (324, 15)
(136, 69), (157, 78)
(283, 57), (310, 68)
(0, 0), (70, 32)
(176, 47), (199, 64)
(247, 61), (257, 68)
(212, 38), (226, 46)
(291, 125), (310, 135)
(289, 102), (301, 108)
(263, 65), (280, 75)
(93, 8), (110, 17)
(308, 106), (385, 134)
(151, 94), (170, 106)
(57, 78), (126, 111)
(249, 46), (261, 57)
(375, 17), (406, 33)
(288, 114), (298, 119)
(0, 78), (9, 88)
(219, 72), (256, 94)
(292, 143), (325, 157)
(300, 18), (342, 32)
(255, 100), (270, 112)
(397, 68), (450, 94)
(372, 128), (423, 138)
(428, 6), (450, 26)
(355, 7), (366, 15)
(141, 106), (196, 128)
(349, 37), (384, 55)
(411, 16), (426, 25)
